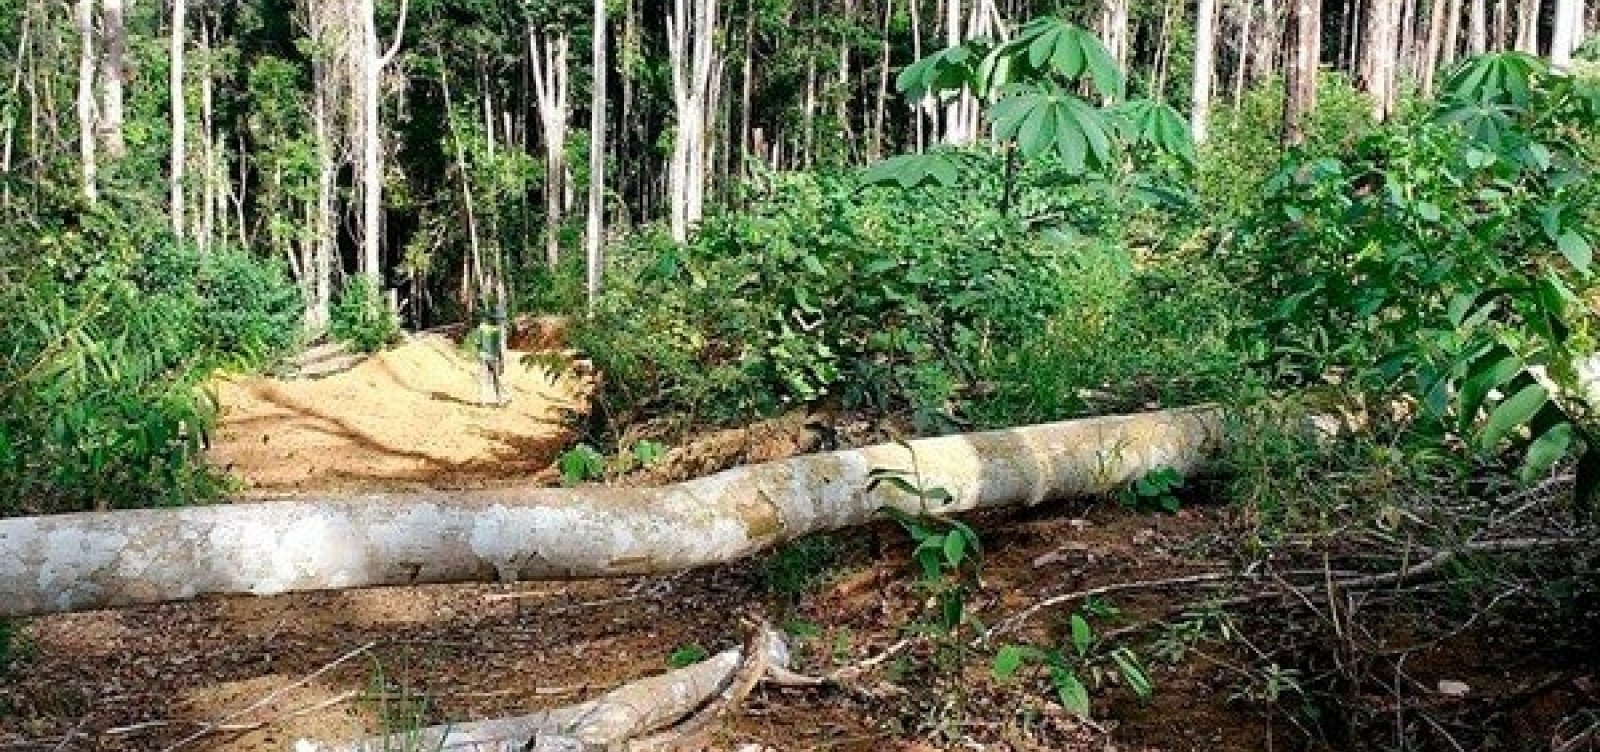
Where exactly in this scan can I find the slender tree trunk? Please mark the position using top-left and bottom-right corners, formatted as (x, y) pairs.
(1342, 0), (1360, 70)
(1550, 0), (1583, 65)
(1191, 0), (1217, 142)
(357, 0), (409, 283)
(97, 0), (125, 160)
(1421, 0), (1449, 94)
(2, 2), (34, 209)
(1470, 0), (1488, 50)
(910, 0), (926, 152)
(1493, 0), (1510, 48)
(1154, 0), (1176, 97)
(1234, 0), (1255, 108)
(200, 18), (216, 255)
(666, 0), (718, 243)
(529, 29), (570, 268)
(870, 0), (894, 161)
(836, 0), (856, 148)
(738, 7), (755, 175)
(75, 0), (96, 203)
(1443, 0), (1464, 66)
(170, 0), (186, 235)
(586, 0), (608, 304)
(1285, 0), (1322, 147)
(1515, 0), (1540, 51)
(1364, 0), (1400, 120)
(1100, 0), (1130, 69)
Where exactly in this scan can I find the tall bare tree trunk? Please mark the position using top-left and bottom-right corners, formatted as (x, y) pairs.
(1234, 0), (1255, 107)
(356, 0), (409, 282)
(1515, 0), (1540, 51)
(1493, 0), (1511, 47)
(586, 0), (608, 304)
(1421, 0), (1450, 94)
(2, 2), (34, 209)
(870, 0), (894, 161)
(910, 0), (926, 152)
(738, 7), (755, 174)
(1285, 0), (1322, 146)
(170, 0), (186, 235)
(97, 0), (124, 160)
(1442, 0), (1464, 66)
(666, 0), (719, 243)
(1191, 0), (1217, 142)
(1363, 0), (1400, 120)
(529, 29), (570, 268)
(1470, 0), (1488, 50)
(1100, 0), (1130, 69)
(75, 0), (96, 203)
(200, 18), (216, 254)
(1550, 0), (1583, 65)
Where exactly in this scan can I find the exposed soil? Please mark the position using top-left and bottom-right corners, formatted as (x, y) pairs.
(0, 348), (1594, 751)
(207, 334), (592, 492)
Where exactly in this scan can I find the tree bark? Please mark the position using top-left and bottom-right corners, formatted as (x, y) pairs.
(1515, 0), (1540, 51)
(170, 0), (186, 236)
(666, 0), (718, 243)
(529, 29), (570, 268)
(586, 0), (608, 305)
(1191, 0), (1217, 142)
(1285, 0), (1322, 147)
(96, 0), (125, 160)
(1470, 0), (1488, 51)
(1421, 0), (1450, 95)
(1363, 0), (1400, 120)
(1442, 0), (1464, 67)
(0, 407), (1220, 618)
(75, 0), (96, 203)
(1550, 0), (1583, 65)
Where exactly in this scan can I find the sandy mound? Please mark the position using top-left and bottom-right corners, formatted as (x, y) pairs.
(207, 334), (591, 492)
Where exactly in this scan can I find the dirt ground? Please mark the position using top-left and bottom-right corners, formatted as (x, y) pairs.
(0, 343), (1594, 751)
(207, 334), (592, 492)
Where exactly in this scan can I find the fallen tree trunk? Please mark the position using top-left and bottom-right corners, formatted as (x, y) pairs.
(0, 406), (1221, 618)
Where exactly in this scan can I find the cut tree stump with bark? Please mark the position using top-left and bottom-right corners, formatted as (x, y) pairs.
(0, 406), (1221, 618)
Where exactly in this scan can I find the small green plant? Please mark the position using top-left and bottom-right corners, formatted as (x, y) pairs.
(331, 276), (401, 353)
(760, 534), (844, 603)
(871, 449), (982, 635)
(557, 443), (606, 486)
(359, 654), (446, 752)
(1119, 466), (1186, 513)
(992, 600), (1153, 719)
(667, 644), (709, 668)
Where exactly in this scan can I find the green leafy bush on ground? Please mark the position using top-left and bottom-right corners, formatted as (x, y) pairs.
(1, 202), (301, 515)
(331, 275), (402, 353)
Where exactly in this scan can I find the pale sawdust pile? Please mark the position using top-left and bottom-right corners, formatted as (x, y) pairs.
(207, 334), (592, 492)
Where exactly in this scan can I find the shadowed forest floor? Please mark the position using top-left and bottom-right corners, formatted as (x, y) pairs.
(0, 346), (1593, 751)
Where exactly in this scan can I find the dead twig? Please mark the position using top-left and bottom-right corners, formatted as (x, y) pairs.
(160, 641), (376, 752)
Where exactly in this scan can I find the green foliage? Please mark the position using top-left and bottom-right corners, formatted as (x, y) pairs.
(874, 453), (981, 635)
(992, 601), (1153, 719)
(557, 443), (606, 486)
(760, 534), (844, 602)
(1197, 73), (1375, 217)
(576, 172), (1080, 432)
(359, 652), (445, 752)
(874, 17), (1192, 188)
(967, 241), (1248, 427)
(1119, 466), (1185, 514)
(331, 276), (402, 353)
(667, 644), (709, 668)
(0, 203), (300, 514)
(1240, 52), (1600, 511)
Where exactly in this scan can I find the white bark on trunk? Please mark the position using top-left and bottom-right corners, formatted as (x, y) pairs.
(1285, 0), (1322, 146)
(97, 0), (125, 160)
(666, 0), (718, 243)
(300, 626), (790, 751)
(1551, 0), (1584, 65)
(1100, 0), (1131, 69)
(1422, 0), (1450, 94)
(0, 407), (1220, 618)
(1191, 0), (1217, 142)
(75, 0), (97, 203)
(1364, 0), (1401, 120)
(1470, 0), (1488, 51)
(585, 0), (607, 305)
(1443, 0), (1464, 67)
(171, 0), (186, 236)
(529, 30), (569, 268)
(1515, 0), (1540, 52)
(358, 0), (409, 282)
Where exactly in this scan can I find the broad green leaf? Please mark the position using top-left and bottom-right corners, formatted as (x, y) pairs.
(1457, 351), (1522, 434)
(1480, 382), (1548, 450)
(1070, 613), (1093, 657)
(1050, 665), (1091, 718)
(993, 645), (1027, 680)
(943, 528), (967, 567)
(1557, 231), (1593, 274)
(1111, 648), (1153, 699)
(1520, 422), (1574, 483)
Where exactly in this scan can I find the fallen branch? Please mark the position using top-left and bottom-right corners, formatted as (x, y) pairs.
(0, 406), (1221, 617)
(297, 622), (792, 752)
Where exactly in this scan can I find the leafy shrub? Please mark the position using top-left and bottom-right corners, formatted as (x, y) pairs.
(1239, 53), (1600, 506)
(966, 240), (1249, 427)
(191, 249), (303, 365)
(331, 275), (401, 353)
(576, 172), (1081, 432)
(1197, 73), (1374, 218)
